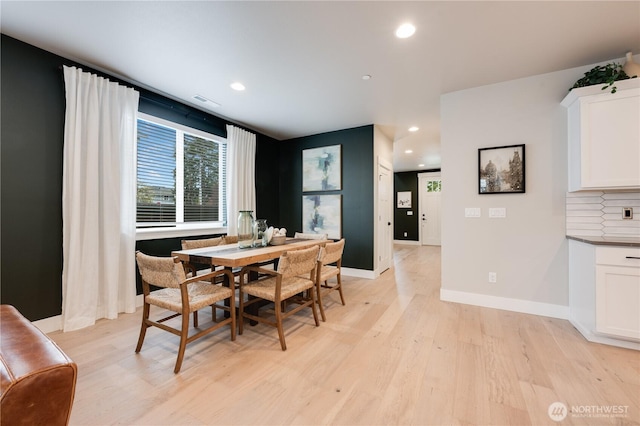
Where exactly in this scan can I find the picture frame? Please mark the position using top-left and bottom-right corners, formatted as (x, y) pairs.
(478, 144), (525, 194)
(302, 194), (341, 239)
(302, 145), (341, 192)
(397, 191), (412, 208)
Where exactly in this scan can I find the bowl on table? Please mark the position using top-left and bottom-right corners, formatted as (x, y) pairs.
(270, 235), (286, 245)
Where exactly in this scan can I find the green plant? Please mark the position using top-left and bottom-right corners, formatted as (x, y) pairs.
(570, 62), (632, 94)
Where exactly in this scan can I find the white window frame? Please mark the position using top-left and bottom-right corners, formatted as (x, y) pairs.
(135, 112), (227, 240)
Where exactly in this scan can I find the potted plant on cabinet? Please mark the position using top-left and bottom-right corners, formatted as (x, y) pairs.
(569, 62), (634, 94)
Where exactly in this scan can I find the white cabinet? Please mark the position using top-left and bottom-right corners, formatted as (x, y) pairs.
(568, 239), (640, 349)
(561, 78), (640, 192)
(595, 247), (640, 340)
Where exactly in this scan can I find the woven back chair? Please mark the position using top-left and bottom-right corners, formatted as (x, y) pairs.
(238, 245), (320, 350)
(315, 238), (346, 321)
(180, 236), (223, 277)
(221, 235), (238, 245)
(181, 236), (223, 250)
(135, 251), (235, 373)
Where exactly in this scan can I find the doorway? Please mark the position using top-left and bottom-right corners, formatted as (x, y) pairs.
(418, 173), (441, 246)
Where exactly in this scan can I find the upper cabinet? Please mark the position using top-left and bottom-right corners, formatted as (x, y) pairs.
(561, 78), (640, 192)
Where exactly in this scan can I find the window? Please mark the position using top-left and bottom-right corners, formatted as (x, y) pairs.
(136, 113), (226, 228)
(426, 180), (442, 192)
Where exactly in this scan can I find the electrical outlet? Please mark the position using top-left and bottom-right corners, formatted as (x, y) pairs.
(404, 232), (408, 237)
(488, 272), (497, 283)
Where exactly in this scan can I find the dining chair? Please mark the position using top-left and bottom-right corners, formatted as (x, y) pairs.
(135, 251), (236, 373)
(238, 245), (320, 350)
(180, 236), (224, 277)
(294, 232), (328, 240)
(221, 235), (238, 244)
(315, 238), (346, 321)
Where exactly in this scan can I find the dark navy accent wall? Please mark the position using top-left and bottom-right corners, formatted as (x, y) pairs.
(280, 126), (374, 270)
(0, 34), (279, 320)
(1, 35), (66, 321)
(394, 172), (419, 241)
(1, 34), (373, 321)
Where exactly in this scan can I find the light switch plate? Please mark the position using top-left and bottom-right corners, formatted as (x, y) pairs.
(623, 207), (633, 220)
(407, 211), (413, 216)
(489, 208), (506, 218)
(465, 208), (481, 218)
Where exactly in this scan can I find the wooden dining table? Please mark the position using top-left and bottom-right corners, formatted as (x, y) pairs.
(171, 237), (327, 323)
(170, 237), (327, 269)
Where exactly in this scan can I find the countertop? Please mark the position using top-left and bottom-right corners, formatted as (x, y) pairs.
(567, 235), (640, 247)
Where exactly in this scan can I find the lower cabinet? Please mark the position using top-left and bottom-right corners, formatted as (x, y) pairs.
(595, 248), (640, 340)
(569, 240), (640, 349)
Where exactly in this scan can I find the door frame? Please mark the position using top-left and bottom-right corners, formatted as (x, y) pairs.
(376, 158), (393, 275)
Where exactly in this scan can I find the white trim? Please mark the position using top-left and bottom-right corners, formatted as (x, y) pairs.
(32, 315), (63, 334)
(342, 267), (375, 279)
(440, 288), (570, 319)
(569, 318), (640, 350)
(33, 295), (145, 334)
(136, 225), (227, 241)
(394, 239), (420, 246)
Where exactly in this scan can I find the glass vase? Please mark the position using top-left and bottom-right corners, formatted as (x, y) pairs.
(252, 219), (268, 247)
(237, 210), (254, 248)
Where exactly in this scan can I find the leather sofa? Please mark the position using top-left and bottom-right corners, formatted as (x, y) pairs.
(1, 305), (77, 425)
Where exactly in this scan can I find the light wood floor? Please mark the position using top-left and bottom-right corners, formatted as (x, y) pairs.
(49, 245), (639, 425)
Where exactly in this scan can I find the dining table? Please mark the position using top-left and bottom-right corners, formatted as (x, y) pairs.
(171, 237), (328, 322)
(170, 237), (327, 270)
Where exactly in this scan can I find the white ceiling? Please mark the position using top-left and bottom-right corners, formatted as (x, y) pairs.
(2, 1), (639, 172)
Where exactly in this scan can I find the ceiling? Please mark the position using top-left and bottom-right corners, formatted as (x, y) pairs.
(2, 1), (639, 172)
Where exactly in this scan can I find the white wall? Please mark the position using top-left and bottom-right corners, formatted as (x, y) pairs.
(439, 64), (598, 317)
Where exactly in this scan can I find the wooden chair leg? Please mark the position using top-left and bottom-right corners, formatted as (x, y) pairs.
(317, 281), (327, 322)
(238, 289), (245, 335)
(275, 300), (286, 351)
(174, 311), (191, 373)
(135, 303), (150, 353)
(310, 287), (320, 326)
(336, 275), (346, 305)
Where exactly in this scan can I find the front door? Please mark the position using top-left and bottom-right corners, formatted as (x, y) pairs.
(419, 175), (442, 246)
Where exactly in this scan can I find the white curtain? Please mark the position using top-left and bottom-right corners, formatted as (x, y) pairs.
(62, 66), (139, 332)
(226, 125), (256, 235)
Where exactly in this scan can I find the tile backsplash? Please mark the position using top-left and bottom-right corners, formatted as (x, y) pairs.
(566, 191), (640, 238)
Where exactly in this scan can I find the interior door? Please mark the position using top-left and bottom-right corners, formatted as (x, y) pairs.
(378, 163), (392, 273)
(419, 175), (442, 246)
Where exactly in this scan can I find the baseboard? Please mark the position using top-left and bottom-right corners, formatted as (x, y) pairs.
(393, 240), (421, 246)
(569, 318), (640, 351)
(342, 267), (375, 279)
(440, 288), (570, 320)
(33, 315), (63, 334)
(33, 295), (145, 334)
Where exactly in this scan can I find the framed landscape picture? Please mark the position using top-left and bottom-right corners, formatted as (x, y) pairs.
(478, 144), (525, 194)
(302, 145), (341, 192)
(302, 194), (341, 239)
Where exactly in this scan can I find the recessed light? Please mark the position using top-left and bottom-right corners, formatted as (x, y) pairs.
(408, 126), (419, 132)
(230, 82), (246, 91)
(395, 23), (416, 39)
(405, 149), (413, 154)
(362, 74), (372, 80)
(418, 163), (425, 167)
